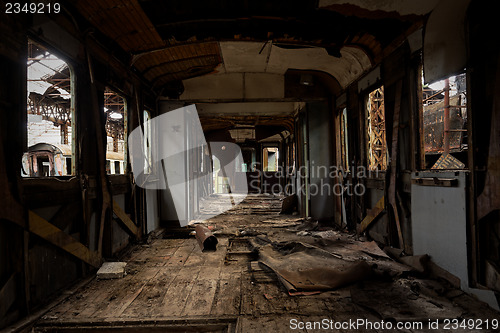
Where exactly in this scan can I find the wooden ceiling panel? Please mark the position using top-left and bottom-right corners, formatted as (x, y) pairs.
(73, 0), (164, 52)
(132, 42), (222, 86)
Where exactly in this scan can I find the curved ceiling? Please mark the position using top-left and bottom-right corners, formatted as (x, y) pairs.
(177, 42), (372, 101)
(68, 0), (425, 92)
(220, 42), (372, 88)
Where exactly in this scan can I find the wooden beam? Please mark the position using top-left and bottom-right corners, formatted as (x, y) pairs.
(0, 273), (16, 319)
(358, 196), (385, 233)
(86, 51), (112, 258)
(112, 200), (140, 238)
(28, 211), (101, 268)
(49, 201), (81, 231)
(388, 80), (405, 248)
(22, 178), (81, 209)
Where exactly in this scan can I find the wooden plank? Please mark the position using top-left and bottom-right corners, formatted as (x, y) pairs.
(166, 241), (197, 267)
(154, 265), (202, 318)
(93, 267), (161, 319)
(129, 242), (182, 264)
(182, 245), (206, 267)
(119, 266), (182, 319)
(210, 277), (242, 316)
(294, 296), (328, 316)
(49, 201), (81, 231)
(181, 278), (218, 317)
(86, 52), (112, 257)
(112, 199), (140, 238)
(5, 275), (95, 331)
(46, 279), (100, 319)
(28, 210), (101, 267)
(240, 274), (274, 316)
(73, 279), (120, 319)
(0, 273), (16, 318)
(357, 196), (385, 233)
(388, 79), (405, 248)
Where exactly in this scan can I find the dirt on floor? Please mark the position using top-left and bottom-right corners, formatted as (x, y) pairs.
(34, 194), (500, 333)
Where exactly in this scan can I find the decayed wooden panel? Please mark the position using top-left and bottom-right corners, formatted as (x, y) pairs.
(133, 42), (222, 85)
(74, 0), (224, 86)
(0, 273), (16, 319)
(28, 211), (101, 267)
(75, 0), (164, 52)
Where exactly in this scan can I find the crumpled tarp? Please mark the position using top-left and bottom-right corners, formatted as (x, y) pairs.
(257, 241), (372, 293)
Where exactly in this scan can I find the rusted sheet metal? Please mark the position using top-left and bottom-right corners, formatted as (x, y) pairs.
(195, 224), (218, 252)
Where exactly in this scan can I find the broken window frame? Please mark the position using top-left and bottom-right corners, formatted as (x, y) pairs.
(24, 38), (76, 178)
(262, 146), (279, 172)
(104, 87), (127, 175)
(420, 71), (468, 170)
(365, 85), (388, 171)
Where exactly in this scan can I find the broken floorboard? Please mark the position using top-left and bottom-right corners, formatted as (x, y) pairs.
(34, 194), (500, 332)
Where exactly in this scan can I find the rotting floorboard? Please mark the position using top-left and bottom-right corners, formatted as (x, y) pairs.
(35, 194), (500, 332)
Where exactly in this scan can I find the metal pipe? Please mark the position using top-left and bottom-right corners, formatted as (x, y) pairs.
(195, 224), (218, 252)
(443, 78), (450, 154)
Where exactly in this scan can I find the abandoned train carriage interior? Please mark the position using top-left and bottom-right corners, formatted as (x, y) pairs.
(2, 0), (500, 331)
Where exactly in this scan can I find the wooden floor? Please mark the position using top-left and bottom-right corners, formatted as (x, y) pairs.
(34, 195), (500, 332)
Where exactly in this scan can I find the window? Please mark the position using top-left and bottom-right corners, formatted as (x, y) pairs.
(366, 86), (387, 171)
(104, 87), (126, 174)
(241, 147), (256, 172)
(24, 39), (75, 177)
(422, 73), (467, 169)
(263, 147), (279, 172)
(114, 161), (121, 174)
